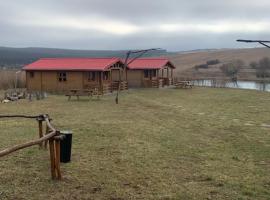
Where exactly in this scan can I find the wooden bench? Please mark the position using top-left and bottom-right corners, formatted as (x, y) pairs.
(66, 89), (102, 101)
(66, 89), (93, 101)
(174, 81), (193, 89)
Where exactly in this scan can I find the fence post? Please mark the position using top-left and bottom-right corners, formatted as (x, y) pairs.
(55, 138), (62, 180)
(49, 139), (56, 179)
(37, 117), (44, 149)
(44, 117), (52, 149)
(49, 131), (62, 180)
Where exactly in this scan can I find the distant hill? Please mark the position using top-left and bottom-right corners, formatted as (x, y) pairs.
(168, 47), (270, 80)
(2, 46), (270, 80)
(0, 47), (169, 68)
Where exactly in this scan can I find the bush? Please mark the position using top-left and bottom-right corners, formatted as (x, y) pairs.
(249, 61), (258, 69)
(194, 64), (209, 70)
(250, 57), (270, 78)
(220, 59), (245, 79)
(206, 59), (220, 65)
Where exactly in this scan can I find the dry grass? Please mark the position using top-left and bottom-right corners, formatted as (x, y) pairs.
(169, 48), (270, 80)
(0, 70), (26, 90)
(0, 88), (270, 199)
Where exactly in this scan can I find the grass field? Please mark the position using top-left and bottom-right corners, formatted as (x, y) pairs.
(0, 88), (270, 199)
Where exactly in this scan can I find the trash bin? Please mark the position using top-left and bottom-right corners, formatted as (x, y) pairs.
(60, 130), (72, 163)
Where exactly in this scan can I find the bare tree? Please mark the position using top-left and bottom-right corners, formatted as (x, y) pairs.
(220, 59), (244, 81)
(250, 57), (270, 79)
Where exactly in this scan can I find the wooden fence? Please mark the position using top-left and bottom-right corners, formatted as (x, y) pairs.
(0, 114), (64, 180)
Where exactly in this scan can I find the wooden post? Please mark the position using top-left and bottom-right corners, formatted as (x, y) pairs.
(171, 69), (174, 85)
(45, 122), (50, 149)
(38, 120), (43, 148)
(118, 69), (121, 90)
(101, 72), (104, 94)
(49, 139), (56, 179)
(110, 70), (112, 92)
(49, 130), (62, 180)
(55, 139), (62, 180)
(118, 69), (121, 82)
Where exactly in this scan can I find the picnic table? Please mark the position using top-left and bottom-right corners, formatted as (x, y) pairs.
(66, 89), (101, 100)
(174, 81), (193, 89)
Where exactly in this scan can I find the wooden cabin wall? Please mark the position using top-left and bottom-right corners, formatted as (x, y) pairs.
(26, 71), (84, 93)
(26, 71), (42, 91)
(127, 70), (143, 88)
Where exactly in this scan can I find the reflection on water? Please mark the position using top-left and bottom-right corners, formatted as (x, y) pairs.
(193, 80), (270, 92)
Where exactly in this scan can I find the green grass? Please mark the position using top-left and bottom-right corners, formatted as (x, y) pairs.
(1, 87), (270, 199)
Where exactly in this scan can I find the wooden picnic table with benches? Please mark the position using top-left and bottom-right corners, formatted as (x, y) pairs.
(66, 89), (102, 100)
(174, 81), (193, 89)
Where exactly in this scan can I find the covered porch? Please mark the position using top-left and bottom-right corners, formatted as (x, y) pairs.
(142, 65), (174, 88)
(82, 61), (127, 94)
(158, 63), (175, 87)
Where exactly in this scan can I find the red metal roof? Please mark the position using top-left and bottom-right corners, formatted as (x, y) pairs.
(23, 58), (122, 71)
(126, 58), (175, 70)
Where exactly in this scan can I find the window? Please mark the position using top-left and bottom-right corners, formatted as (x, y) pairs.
(30, 71), (34, 78)
(144, 70), (149, 78)
(103, 71), (109, 80)
(88, 72), (96, 81)
(58, 72), (67, 82)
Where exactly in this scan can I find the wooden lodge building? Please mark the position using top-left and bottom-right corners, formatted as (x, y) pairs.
(23, 57), (175, 93)
(126, 58), (175, 88)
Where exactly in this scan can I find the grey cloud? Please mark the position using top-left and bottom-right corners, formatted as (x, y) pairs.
(0, 0), (269, 50)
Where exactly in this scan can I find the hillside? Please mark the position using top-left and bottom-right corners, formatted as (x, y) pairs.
(169, 48), (270, 80)
(1, 46), (270, 80)
(0, 47), (168, 68)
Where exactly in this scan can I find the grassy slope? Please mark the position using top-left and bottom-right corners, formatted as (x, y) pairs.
(169, 48), (270, 79)
(170, 48), (270, 72)
(0, 88), (270, 199)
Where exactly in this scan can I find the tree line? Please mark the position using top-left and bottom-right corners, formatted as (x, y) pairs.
(193, 57), (270, 80)
(220, 57), (270, 80)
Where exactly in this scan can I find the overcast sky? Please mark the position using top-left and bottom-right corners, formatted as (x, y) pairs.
(1, 0), (270, 51)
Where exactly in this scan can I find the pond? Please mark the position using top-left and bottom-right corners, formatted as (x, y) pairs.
(193, 80), (270, 92)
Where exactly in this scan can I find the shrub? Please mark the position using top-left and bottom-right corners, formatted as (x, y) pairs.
(250, 57), (270, 78)
(206, 59), (220, 65)
(194, 64), (209, 70)
(220, 59), (245, 79)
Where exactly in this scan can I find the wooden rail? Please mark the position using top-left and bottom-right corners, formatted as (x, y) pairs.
(0, 114), (63, 180)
